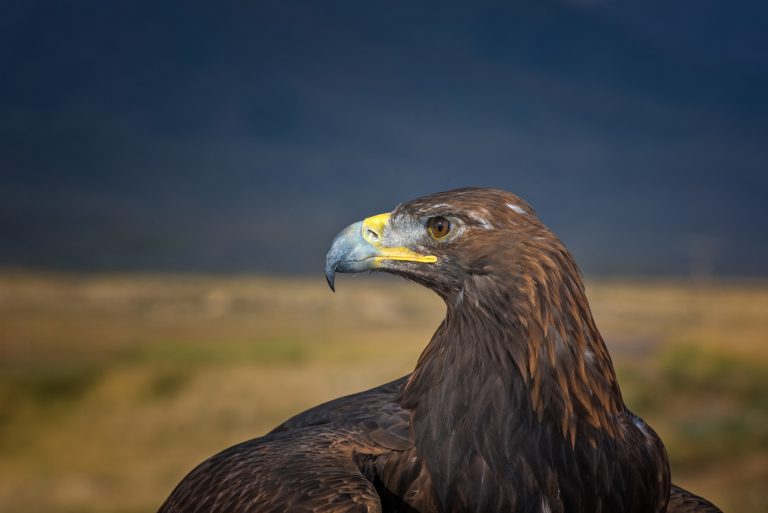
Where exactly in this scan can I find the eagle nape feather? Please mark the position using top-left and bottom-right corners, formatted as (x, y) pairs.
(159, 188), (722, 513)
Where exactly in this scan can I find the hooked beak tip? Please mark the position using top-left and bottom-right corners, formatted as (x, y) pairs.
(324, 258), (337, 292)
(325, 268), (336, 292)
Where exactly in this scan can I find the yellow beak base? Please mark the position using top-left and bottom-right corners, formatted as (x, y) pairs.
(362, 213), (437, 265)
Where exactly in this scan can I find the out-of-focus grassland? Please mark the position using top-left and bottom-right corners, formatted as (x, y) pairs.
(0, 272), (766, 513)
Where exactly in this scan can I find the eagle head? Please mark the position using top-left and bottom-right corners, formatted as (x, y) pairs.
(325, 187), (565, 303)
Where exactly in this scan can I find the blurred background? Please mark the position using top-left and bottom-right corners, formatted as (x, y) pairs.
(1, 1), (766, 512)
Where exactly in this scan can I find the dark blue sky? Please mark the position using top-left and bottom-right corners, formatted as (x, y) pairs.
(2, 0), (767, 275)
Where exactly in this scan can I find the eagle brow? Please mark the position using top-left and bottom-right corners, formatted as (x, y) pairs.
(421, 203), (453, 215)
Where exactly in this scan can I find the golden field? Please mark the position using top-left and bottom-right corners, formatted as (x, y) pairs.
(0, 272), (766, 513)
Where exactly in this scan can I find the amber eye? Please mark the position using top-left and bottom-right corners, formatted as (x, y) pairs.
(427, 216), (451, 239)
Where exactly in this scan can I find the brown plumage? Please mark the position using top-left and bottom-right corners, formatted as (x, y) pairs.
(159, 188), (721, 513)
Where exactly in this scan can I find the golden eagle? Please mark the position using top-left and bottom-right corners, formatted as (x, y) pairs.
(159, 188), (721, 513)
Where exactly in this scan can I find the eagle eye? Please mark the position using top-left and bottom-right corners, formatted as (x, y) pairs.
(427, 216), (451, 240)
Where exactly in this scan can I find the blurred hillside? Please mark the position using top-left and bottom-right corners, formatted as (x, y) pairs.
(0, 272), (766, 512)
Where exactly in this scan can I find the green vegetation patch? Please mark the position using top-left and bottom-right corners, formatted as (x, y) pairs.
(0, 366), (102, 449)
(0, 367), (101, 405)
(659, 344), (768, 468)
(662, 344), (768, 406)
(124, 337), (311, 366)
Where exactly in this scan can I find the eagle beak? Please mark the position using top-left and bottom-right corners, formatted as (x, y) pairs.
(324, 212), (437, 291)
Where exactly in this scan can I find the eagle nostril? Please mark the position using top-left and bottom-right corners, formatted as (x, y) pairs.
(366, 229), (379, 241)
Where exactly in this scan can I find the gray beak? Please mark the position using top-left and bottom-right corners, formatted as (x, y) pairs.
(324, 221), (378, 292)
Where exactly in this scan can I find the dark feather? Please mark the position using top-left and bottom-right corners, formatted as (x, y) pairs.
(668, 485), (723, 513)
